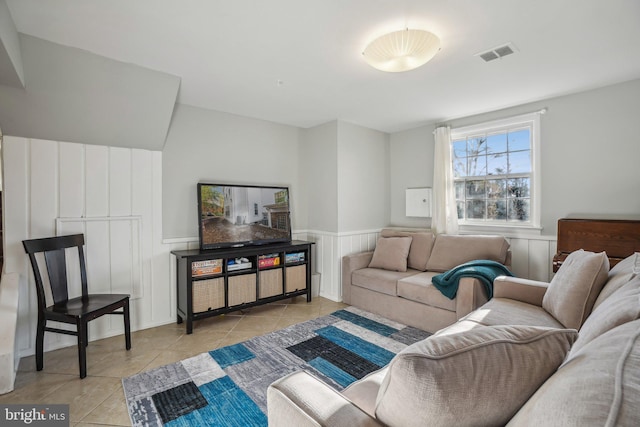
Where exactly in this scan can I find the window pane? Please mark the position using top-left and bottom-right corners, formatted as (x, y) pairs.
(487, 133), (507, 154)
(507, 178), (530, 198)
(467, 154), (487, 176)
(467, 137), (487, 155)
(453, 157), (467, 177)
(508, 129), (530, 151)
(466, 200), (486, 219)
(487, 152), (507, 175)
(450, 114), (538, 226)
(456, 201), (465, 219)
(487, 200), (506, 220)
(466, 180), (486, 199)
(455, 181), (465, 199)
(508, 198), (530, 221)
(508, 150), (531, 174)
(487, 179), (506, 198)
(452, 139), (467, 158)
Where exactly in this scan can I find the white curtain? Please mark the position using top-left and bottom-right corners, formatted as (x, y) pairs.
(432, 126), (458, 234)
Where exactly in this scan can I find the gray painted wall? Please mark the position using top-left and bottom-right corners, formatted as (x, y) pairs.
(299, 121), (338, 233)
(0, 34), (179, 150)
(162, 103), (301, 239)
(337, 121), (389, 232)
(389, 123), (435, 228)
(0, 0), (24, 88)
(389, 78), (640, 237)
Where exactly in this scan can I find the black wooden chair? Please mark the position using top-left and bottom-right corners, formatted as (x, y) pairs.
(22, 233), (131, 379)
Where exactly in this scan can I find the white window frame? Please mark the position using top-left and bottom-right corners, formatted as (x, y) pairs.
(450, 111), (542, 235)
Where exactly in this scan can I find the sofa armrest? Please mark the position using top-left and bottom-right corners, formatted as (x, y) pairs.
(268, 371), (383, 427)
(493, 276), (549, 306)
(342, 251), (374, 304)
(456, 277), (490, 319)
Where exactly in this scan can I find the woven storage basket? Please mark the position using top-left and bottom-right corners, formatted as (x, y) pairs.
(228, 273), (257, 306)
(192, 278), (224, 312)
(285, 265), (307, 293)
(259, 269), (283, 298)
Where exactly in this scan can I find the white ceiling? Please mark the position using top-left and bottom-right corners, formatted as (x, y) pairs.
(6, 0), (640, 133)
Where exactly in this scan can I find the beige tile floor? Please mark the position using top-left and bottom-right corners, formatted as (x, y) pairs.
(0, 296), (347, 426)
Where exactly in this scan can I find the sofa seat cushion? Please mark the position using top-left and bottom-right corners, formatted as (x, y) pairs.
(375, 325), (578, 427)
(542, 249), (609, 330)
(351, 268), (418, 296)
(570, 276), (640, 355)
(508, 319), (640, 427)
(462, 298), (564, 329)
(396, 272), (456, 311)
(426, 234), (510, 272)
(433, 319), (486, 337)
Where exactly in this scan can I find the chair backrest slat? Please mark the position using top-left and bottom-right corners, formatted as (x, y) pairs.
(44, 248), (69, 304)
(23, 234), (87, 307)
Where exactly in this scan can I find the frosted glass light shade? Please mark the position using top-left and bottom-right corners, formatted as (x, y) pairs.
(362, 29), (441, 72)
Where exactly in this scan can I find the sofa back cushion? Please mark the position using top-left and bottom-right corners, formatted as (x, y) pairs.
(375, 325), (577, 427)
(593, 252), (638, 310)
(381, 229), (435, 271)
(569, 276), (640, 355)
(542, 249), (609, 330)
(425, 234), (510, 272)
(507, 319), (640, 427)
(368, 236), (413, 272)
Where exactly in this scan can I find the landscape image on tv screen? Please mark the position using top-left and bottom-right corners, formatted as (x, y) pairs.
(198, 183), (291, 249)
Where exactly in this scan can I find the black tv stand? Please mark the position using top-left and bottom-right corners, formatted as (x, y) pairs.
(171, 240), (313, 334)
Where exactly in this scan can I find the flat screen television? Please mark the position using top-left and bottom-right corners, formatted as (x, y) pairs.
(197, 183), (292, 250)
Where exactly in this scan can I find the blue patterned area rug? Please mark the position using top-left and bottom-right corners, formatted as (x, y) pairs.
(122, 306), (431, 426)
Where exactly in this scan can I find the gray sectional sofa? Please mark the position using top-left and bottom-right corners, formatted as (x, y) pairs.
(268, 249), (640, 426)
(342, 229), (511, 333)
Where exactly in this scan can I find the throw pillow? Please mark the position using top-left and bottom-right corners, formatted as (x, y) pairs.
(368, 237), (412, 272)
(381, 229), (435, 271)
(374, 325), (578, 427)
(542, 249), (609, 330)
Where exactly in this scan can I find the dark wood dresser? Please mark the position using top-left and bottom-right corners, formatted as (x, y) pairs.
(553, 218), (640, 272)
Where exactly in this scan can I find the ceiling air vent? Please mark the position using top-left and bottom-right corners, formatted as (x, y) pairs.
(476, 43), (518, 62)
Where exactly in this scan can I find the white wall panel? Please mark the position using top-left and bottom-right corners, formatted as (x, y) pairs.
(131, 150), (154, 323)
(58, 142), (84, 218)
(151, 151), (172, 323)
(29, 139), (58, 238)
(109, 147), (132, 216)
(109, 220), (135, 295)
(3, 137), (173, 358)
(84, 221), (111, 294)
(529, 239), (553, 282)
(2, 138), (31, 354)
(85, 145), (109, 217)
(508, 238), (530, 278)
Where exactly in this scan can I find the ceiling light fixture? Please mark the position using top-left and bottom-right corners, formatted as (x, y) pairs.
(362, 28), (441, 73)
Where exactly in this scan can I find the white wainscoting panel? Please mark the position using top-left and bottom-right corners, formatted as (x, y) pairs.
(2, 137), (173, 357)
(507, 237), (557, 282)
(302, 229), (558, 302)
(302, 230), (381, 302)
(2, 135), (561, 360)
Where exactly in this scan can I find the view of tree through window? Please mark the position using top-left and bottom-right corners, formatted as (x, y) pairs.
(452, 127), (532, 223)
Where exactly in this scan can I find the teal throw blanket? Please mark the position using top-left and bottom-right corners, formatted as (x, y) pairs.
(432, 260), (514, 300)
